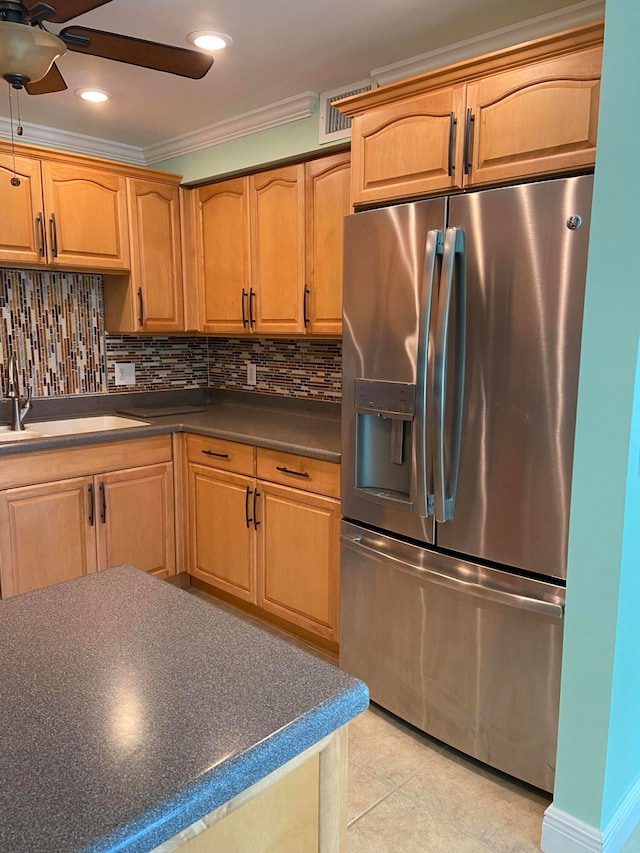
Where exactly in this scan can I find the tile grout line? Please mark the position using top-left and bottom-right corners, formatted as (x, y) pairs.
(347, 764), (425, 828)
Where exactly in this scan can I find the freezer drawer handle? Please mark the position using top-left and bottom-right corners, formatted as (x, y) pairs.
(341, 534), (564, 619)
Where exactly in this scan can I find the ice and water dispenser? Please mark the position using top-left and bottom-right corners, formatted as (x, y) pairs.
(354, 378), (416, 509)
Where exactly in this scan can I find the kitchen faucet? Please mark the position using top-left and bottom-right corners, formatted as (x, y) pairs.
(5, 354), (31, 431)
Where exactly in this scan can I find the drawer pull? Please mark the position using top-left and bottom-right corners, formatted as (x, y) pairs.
(276, 466), (310, 478)
(202, 450), (230, 459)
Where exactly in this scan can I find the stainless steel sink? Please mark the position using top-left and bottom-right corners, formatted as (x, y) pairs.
(0, 415), (149, 442)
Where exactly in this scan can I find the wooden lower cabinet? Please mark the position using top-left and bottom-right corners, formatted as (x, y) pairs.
(0, 476), (97, 598)
(0, 438), (175, 598)
(257, 482), (340, 641)
(188, 465), (256, 601)
(186, 437), (340, 645)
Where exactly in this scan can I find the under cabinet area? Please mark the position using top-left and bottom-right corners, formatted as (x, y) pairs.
(185, 434), (340, 647)
(341, 22), (603, 205)
(191, 152), (350, 337)
(0, 437), (175, 599)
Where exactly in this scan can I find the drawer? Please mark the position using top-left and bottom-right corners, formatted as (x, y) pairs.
(186, 433), (255, 476)
(256, 448), (340, 498)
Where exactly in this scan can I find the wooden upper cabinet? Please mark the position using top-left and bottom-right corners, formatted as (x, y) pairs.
(305, 152), (351, 335)
(0, 153), (46, 266)
(339, 23), (604, 205)
(350, 87), (466, 205)
(465, 45), (602, 187)
(127, 177), (184, 332)
(195, 177), (251, 334)
(250, 164), (305, 334)
(41, 160), (130, 269)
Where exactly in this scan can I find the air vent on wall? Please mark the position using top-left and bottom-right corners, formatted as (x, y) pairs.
(318, 79), (377, 143)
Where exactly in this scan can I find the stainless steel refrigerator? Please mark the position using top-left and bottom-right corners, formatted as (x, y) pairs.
(340, 175), (593, 792)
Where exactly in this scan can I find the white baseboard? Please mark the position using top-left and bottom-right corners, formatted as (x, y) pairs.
(541, 774), (640, 853)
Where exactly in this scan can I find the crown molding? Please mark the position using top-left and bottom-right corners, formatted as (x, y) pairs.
(0, 116), (145, 164)
(371, 0), (605, 86)
(143, 91), (320, 165)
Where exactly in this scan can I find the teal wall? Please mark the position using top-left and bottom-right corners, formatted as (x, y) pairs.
(156, 105), (331, 183)
(553, 0), (640, 832)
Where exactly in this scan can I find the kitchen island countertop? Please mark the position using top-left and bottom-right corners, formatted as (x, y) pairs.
(0, 565), (368, 853)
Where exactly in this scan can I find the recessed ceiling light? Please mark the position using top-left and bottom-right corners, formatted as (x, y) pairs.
(75, 88), (111, 103)
(187, 31), (232, 52)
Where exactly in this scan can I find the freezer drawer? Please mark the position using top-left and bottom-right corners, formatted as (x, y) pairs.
(339, 521), (565, 792)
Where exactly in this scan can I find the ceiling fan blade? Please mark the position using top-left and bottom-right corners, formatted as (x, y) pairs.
(25, 62), (68, 95)
(60, 27), (214, 79)
(27, 0), (115, 24)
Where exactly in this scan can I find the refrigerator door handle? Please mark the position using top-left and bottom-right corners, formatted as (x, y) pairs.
(415, 228), (443, 518)
(341, 534), (564, 619)
(433, 226), (466, 522)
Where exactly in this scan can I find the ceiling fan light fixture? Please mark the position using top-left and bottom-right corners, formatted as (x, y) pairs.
(187, 31), (232, 52)
(0, 21), (66, 87)
(76, 87), (111, 102)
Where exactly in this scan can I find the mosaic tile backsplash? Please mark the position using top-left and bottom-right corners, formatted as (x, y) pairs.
(0, 270), (342, 401)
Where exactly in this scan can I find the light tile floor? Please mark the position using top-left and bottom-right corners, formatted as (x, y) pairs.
(189, 586), (640, 852)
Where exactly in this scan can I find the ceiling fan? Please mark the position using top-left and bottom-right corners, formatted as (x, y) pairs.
(0, 0), (214, 93)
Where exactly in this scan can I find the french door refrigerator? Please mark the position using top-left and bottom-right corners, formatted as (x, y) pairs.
(340, 174), (593, 792)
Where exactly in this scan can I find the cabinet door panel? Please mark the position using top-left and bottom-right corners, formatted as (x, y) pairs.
(351, 87), (465, 205)
(97, 463), (175, 577)
(0, 154), (45, 265)
(128, 178), (184, 332)
(188, 465), (256, 601)
(257, 482), (339, 640)
(197, 177), (250, 334)
(41, 161), (130, 269)
(0, 477), (97, 598)
(466, 46), (602, 186)
(250, 166), (305, 333)
(305, 153), (350, 335)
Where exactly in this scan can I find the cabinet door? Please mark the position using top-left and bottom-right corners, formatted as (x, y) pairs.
(0, 154), (46, 266)
(196, 177), (251, 334)
(96, 463), (175, 578)
(0, 476), (97, 598)
(41, 160), (130, 270)
(250, 165), (305, 333)
(350, 86), (466, 205)
(257, 482), (340, 641)
(465, 45), (602, 187)
(304, 153), (351, 336)
(188, 464), (256, 602)
(126, 178), (184, 332)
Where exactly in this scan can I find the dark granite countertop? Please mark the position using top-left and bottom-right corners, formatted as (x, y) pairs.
(0, 389), (341, 462)
(0, 565), (368, 853)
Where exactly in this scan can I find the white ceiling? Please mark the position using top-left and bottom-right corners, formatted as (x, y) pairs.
(0, 0), (603, 162)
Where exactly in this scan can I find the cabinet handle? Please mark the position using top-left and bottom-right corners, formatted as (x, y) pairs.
(249, 288), (256, 328)
(463, 108), (475, 176)
(253, 488), (260, 530)
(36, 213), (46, 257)
(276, 465), (310, 478)
(245, 486), (253, 528)
(241, 288), (249, 328)
(49, 213), (58, 257)
(88, 483), (95, 527)
(137, 287), (145, 326)
(303, 286), (311, 328)
(447, 112), (457, 177)
(201, 450), (229, 459)
(100, 481), (107, 524)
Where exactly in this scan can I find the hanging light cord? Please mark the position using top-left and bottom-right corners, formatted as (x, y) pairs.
(7, 86), (21, 187)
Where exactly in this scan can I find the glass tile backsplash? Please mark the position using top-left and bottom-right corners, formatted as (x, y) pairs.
(0, 270), (342, 401)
